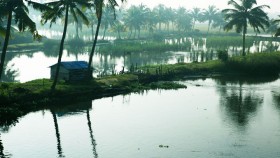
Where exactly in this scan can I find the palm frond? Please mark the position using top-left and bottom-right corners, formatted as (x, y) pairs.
(26, 0), (52, 12)
(74, 7), (90, 26)
(275, 28), (280, 37)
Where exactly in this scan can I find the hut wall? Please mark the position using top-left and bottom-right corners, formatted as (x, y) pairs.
(51, 66), (69, 80)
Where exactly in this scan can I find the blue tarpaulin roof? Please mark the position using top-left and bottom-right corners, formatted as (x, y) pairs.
(50, 61), (88, 70)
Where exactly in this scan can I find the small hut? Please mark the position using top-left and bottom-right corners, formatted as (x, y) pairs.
(50, 61), (90, 82)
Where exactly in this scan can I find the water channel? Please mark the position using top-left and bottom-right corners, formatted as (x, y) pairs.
(1, 77), (280, 158)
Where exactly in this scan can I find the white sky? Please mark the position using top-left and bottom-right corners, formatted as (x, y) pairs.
(120, 0), (279, 13)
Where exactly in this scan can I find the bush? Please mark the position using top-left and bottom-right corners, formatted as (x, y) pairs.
(217, 50), (229, 62)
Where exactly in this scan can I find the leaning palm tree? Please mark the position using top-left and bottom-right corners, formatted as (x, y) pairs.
(0, 0), (41, 81)
(222, 0), (270, 56)
(27, 0), (90, 92)
(87, 0), (125, 75)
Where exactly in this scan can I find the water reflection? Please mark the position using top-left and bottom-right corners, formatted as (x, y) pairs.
(0, 134), (4, 157)
(51, 110), (64, 158)
(272, 93), (280, 114)
(215, 77), (265, 127)
(86, 110), (98, 158)
(50, 101), (98, 157)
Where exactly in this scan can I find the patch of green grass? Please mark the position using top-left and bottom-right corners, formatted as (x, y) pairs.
(8, 42), (43, 50)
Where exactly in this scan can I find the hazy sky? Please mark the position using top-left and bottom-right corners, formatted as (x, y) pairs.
(121, 0), (279, 13)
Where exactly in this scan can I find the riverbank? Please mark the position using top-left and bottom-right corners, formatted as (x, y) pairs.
(1, 52), (280, 127)
(0, 74), (186, 127)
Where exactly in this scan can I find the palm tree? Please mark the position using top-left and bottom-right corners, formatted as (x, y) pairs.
(0, 0), (41, 81)
(27, 0), (90, 91)
(88, 0), (125, 75)
(274, 16), (280, 37)
(111, 20), (126, 39)
(67, 14), (83, 39)
(101, 6), (115, 40)
(175, 7), (192, 33)
(202, 5), (219, 34)
(266, 19), (278, 36)
(145, 8), (157, 36)
(190, 7), (202, 30)
(212, 12), (226, 32)
(153, 4), (167, 31)
(222, 0), (270, 56)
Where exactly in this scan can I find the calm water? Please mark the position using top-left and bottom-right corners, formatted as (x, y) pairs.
(6, 49), (205, 82)
(1, 77), (280, 158)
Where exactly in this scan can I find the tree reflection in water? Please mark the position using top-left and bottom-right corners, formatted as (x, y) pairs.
(0, 134), (4, 157)
(215, 77), (265, 127)
(50, 101), (98, 157)
(51, 110), (64, 158)
(87, 110), (98, 158)
(272, 93), (280, 114)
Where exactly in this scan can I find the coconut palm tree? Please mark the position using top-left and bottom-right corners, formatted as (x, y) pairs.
(212, 12), (226, 32)
(175, 7), (192, 33)
(190, 7), (202, 30)
(0, 0), (41, 81)
(111, 20), (126, 39)
(88, 0), (125, 75)
(153, 4), (167, 31)
(222, 0), (270, 56)
(202, 5), (219, 34)
(101, 6), (115, 40)
(27, 0), (90, 91)
(266, 19), (278, 36)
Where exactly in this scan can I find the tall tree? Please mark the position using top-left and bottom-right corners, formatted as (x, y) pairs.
(175, 7), (192, 33)
(222, 0), (270, 56)
(28, 0), (90, 91)
(153, 4), (167, 31)
(190, 7), (202, 30)
(212, 12), (226, 32)
(88, 0), (125, 75)
(111, 20), (125, 39)
(0, 0), (41, 81)
(202, 5), (219, 34)
(101, 6), (114, 40)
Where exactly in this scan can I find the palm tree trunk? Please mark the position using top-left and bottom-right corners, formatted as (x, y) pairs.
(102, 27), (106, 40)
(75, 22), (79, 39)
(242, 25), (246, 56)
(117, 30), (121, 39)
(51, 4), (69, 92)
(192, 20), (196, 31)
(91, 24), (94, 40)
(88, 17), (102, 75)
(207, 21), (211, 34)
(0, 10), (12, 81)
(133, 28), (136, 39)
(128, 29), (132, 39)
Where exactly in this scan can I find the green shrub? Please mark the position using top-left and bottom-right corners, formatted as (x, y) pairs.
(217, 50), (229, 62)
